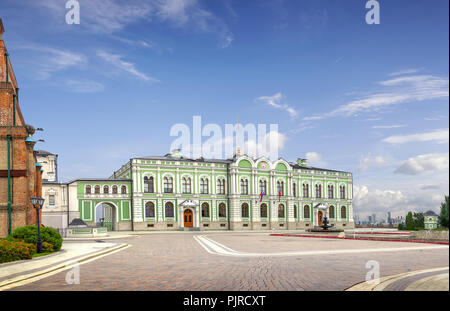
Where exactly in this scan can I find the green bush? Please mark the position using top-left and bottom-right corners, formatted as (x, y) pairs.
(0, 240), (36, 263)
(398, 223), (405, 230)
(41, 241), (54, 253)
(11, 225), (62, 251)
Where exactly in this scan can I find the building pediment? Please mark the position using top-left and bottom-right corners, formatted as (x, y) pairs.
(179, 199), (198, 208)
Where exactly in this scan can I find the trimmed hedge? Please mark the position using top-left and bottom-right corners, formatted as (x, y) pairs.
(0, 240), (36, 263)
(11, 225), (62, 251)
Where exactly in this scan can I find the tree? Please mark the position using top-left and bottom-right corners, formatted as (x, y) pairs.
(413, 212), (424, 229)
(405, 211), (414, 230)
(438, 195), (449, 228)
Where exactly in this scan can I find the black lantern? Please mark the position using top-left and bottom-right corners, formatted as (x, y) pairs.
(31, 196), (44, 253)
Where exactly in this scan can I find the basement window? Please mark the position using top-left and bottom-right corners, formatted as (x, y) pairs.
(220, 224), (226, 227)
(167, 224), (173, 228)
(243, 224), (249, 227)
(147, 224), (154, 228)
(203, 224), (209, 227)
(279, 224), (284, 227)
(262, 224), (267, 227)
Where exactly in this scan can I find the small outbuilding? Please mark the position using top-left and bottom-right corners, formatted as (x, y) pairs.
(424, 210), (438, 230)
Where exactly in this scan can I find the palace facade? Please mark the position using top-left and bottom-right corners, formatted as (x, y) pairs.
(40, 149), (354, 231)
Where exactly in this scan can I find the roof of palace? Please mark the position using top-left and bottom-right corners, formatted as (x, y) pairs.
(136, 154), (351, 174)
(36, 150), (57, 156)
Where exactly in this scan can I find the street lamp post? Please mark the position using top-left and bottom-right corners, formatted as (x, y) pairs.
(31, 196), (45, 253)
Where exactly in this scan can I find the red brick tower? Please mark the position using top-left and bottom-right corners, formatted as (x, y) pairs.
(0, 18), (42, 237)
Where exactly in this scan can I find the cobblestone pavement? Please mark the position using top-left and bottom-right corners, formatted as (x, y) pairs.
(9, 232), (449, 291)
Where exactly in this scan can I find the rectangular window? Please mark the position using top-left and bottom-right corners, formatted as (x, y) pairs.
(49, 195), (55, 206)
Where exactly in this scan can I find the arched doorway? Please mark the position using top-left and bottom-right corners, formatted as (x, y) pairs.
(184, 209), (193, 227)
(318, 211), (323, 226)
(95, 202), (116, 231)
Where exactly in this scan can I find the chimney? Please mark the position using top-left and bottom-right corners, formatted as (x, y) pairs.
(0, 19), (4, 39)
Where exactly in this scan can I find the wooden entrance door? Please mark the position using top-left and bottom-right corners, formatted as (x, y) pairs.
(184, 209), (193, 227)
(318, 211), (323, 226)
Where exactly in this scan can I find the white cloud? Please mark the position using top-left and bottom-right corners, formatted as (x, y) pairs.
(256, 93), (298, 118)
(96, 51), (159, 82)
(353, 185), (444, 220)
(382, 129), (449, 144)
(358, 155), (388, 172)
(389, 69), (420, 76)
(66, 80), (105, 93)
(372, 125), (405, 129)
(394, 153), (449, 175)
(37, 0), (234, 47)
(303, 74), (449, 121)
(14, 45), (85, 80)
(305, 152), (326, 167)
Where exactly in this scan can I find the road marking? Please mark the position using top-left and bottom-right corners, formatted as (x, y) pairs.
(194, 235), (449, 258)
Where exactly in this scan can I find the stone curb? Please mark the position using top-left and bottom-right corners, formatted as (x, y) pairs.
(345, 266), (449, 291)
(0, 243), (129, 291)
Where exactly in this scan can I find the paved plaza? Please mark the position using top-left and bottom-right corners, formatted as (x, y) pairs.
(6, 232), (449, 291)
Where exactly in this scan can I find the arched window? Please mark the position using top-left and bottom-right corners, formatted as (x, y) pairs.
(144, 176), (154, 193)
(294, 205), (297, 219)
(218, 203), (226, 218)
(145, 202), (155, 218)
(260, 203), (268, 218)
(240, 179), (249, 195)
(94, 185), (100, 194)
(112, 185), (118, 194)
(164, 176), (173, 193)
(182, 177), (191, 194)
(341, 206), (347, 219)
(277, 181), (284, 196)
(340, 185), (346, 199)
(103, 185), (109, 194)
(293, 183), (297, 197)
(200, 178), (209, 194)
(315, 184), (322, 198)
(85, 185), (91, 194)
(165, 202), (174, 218)
(278, 204), (285, 218)
(259, 180), (267, 195)
(121, 185), (127, 194)
(241, 203), (249, 218)
(201, 202), (209, 218)
(304, 205), (310, 219)
(303, 184), (309, 198)
(329, 206), (335, 219)
(328, 185), (334, 199)
(217, 179), (225, 194)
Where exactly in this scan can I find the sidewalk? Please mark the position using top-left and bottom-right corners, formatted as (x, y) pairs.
(0, 241), (129, 291)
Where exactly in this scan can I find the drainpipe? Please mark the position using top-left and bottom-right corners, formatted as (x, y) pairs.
(7, 135), (12, 235)
(4, 52), (9, 83)
(130, 160), (134, 231)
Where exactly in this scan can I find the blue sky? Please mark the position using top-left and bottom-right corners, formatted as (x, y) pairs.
(1, 0), (448, 219)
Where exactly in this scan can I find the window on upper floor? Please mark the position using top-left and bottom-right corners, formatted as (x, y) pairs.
(182, 177), (192, 194)
(164, 177), (173, 193)
(200, 178), (209, 194)
(315, 184), (322, 198)
(144, 176), (154, 193)
(303, 184), (309, 198)
(293, 183), (297, 197)
(48, 195), (55, 206)
(277, 181), (284, 196)
(328, 185), (334, 199)
(340, 185), (346, 199)
(103, 185), (109, 194)
(240, 179), (249, 195)
(121, 185), (127, 194)
(112, 185), (118, 194)
(259, 180), (267, 195)
(85, 185), (91, 194)
(217, 179), (225, 195)
(94, 185), (100, 194)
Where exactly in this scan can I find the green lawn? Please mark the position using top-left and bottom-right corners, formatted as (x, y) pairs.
(32, 252), (53, 258)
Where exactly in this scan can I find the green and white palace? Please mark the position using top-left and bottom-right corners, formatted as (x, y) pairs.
(38, 149), (354, 232)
